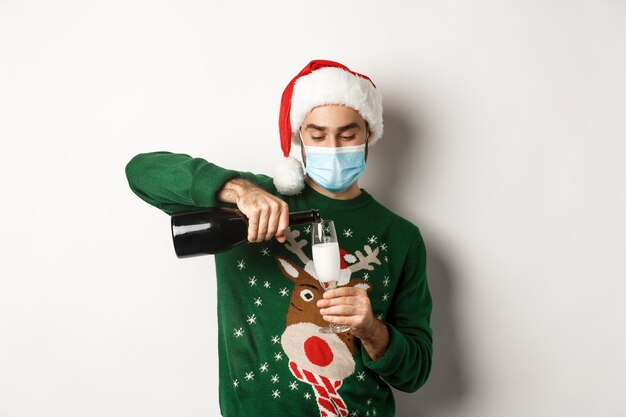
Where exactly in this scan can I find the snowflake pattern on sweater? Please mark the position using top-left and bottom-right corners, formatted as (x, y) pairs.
(219, 221), (397, 417)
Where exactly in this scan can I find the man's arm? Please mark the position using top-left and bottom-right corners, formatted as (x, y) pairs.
(359, 319), (390, 361)
(125, 151), (290, 243)
(360, 232), (433, 393)
(125, 151), (242, 215)
(217, 177), (255, 204)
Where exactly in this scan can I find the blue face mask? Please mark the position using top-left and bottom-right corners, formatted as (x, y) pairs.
(302, 134), (367, 193)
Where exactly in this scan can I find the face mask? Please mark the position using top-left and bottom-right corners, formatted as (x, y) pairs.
(301, 134), (367, 193)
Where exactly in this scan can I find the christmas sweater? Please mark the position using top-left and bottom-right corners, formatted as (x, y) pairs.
(125, 151), (433, 417)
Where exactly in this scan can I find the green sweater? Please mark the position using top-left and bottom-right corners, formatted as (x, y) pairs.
(125, 151), (433, 417)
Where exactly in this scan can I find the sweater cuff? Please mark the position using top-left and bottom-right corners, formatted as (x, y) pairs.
(360, 322), (407, 376)
(190, 163), (241, 207)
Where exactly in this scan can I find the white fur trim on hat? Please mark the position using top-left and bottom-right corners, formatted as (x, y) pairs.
(273, 155), (305, 195)
(289, 67), (383, 146)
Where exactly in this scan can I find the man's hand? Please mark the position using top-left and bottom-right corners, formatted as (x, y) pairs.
(316, 286), (390, 360)
(217, 178), (289, 243)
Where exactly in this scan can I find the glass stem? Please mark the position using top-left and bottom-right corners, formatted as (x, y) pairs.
(326, 281), (338, 331)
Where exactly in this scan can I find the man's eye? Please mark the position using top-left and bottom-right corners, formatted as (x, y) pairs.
(312, 137), (325, 141)
(341, 135), (356, 140)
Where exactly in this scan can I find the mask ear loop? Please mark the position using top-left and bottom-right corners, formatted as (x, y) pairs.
(364, 122), (369, 163)
(299, 127), (306, 168)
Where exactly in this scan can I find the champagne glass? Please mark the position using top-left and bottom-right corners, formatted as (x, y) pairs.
(312, 220), (350, 334)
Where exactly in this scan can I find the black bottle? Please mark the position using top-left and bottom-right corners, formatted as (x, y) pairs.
(171, 207), (321, 258)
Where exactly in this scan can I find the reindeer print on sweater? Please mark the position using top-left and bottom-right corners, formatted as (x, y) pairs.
(278, 227), (383, 417)
(275, 254), (370, 417)
(224, 225), (385, 417)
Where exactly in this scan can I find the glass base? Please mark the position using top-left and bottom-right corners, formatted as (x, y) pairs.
(319, 324), (351, 334)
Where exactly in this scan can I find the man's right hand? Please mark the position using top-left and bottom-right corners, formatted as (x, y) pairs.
(217, 178), (289, 244)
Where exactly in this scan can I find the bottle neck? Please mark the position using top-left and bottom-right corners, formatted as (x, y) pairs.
(288, 209), (321, 226)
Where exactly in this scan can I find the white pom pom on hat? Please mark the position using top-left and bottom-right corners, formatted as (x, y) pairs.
(273, 155), (305, 196)
(273, 59), (384, 195)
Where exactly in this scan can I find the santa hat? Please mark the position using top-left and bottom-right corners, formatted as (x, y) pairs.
(273, 59), (384, 195)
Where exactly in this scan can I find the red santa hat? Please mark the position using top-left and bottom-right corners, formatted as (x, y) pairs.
(273, 59), (384, 195)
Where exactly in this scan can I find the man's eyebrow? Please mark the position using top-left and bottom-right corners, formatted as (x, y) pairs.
(304, 122), (361, 132)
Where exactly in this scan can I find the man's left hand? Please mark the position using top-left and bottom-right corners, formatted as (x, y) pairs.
(317, 286), (376, 340)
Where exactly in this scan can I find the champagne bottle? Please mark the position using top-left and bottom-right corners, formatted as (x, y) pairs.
(171, 207), (321, 258)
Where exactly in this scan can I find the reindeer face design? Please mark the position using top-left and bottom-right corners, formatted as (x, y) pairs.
(274, 227), (381, 417)
(274, 255), (371, 381)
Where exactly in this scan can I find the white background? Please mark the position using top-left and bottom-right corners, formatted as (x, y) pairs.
(1, 1), (625, 416)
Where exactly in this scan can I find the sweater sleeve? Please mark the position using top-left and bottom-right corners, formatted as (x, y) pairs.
(360, 230), (433, 393)
(124, 151), (247, 215)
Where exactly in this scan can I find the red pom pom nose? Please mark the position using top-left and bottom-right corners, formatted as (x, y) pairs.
(303, 336), (334, 367)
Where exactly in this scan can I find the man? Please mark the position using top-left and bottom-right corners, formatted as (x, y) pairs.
(125, 60), (432, 417)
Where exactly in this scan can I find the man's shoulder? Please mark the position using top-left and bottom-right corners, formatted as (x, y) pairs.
(367, 196), (423, 240)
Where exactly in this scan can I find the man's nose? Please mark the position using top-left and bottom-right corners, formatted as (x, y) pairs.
(327, 135), (340, 148)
